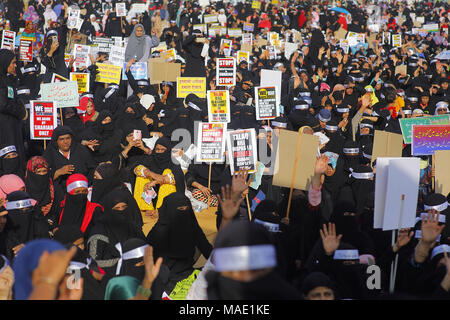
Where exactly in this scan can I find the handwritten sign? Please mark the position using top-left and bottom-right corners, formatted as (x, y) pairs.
(411, 124), (450, 156)
(30, 101), (57, 140)
(95, 63), (122, 85)
(40, 81), (79, 108)
(176, 77), (206, 98)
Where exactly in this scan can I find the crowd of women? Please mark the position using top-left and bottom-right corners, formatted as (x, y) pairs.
(0, 0), (449, 301)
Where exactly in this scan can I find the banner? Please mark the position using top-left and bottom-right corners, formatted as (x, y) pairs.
(411, 124), (450, 156)
(122, 62), (147, 80)
(70, 72), (90, 94)
(176, 77), (206, 98)
(116, 3), (127, 17)
(216, 58), (236, 87)
(399, 114), (450, 144)
(19, 38), (33, 62)
(226, 129), (258, 174)
(73, 44), (91, 69)
(1, 30), (15, 50)
(255, 86), (279, 120)
(95, 63), (122, 84)
(196, 122), (227, 163)
(207, 90), (230, 123)
(40, 81), (79, 108)
(30, 101), (57, 140)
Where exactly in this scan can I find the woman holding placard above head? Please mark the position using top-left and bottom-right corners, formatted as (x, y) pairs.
(124, 24), (159, 63)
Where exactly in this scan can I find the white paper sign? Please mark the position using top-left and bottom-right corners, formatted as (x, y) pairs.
(260, 69), (282, 110)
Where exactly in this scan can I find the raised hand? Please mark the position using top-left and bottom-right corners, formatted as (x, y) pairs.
(218, 185), (244, 224)
(320, 223), (343, 256)
(231, 169), (249, 201)
(314, 155), (329, 176)
(421, 210), (445, 245)
(393, 228), (414, 252)
(143, 246), (163, 285)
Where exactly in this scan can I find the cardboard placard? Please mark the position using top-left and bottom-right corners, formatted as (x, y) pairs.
(272, 129), (319, 191)
(411, 124), (450, 156)
(256, 38), (268, 48)
(148, 60), (180, 84)
(335, 27), (348, 40)
(95, 63), (122, 85)
(371, 130), (404, 164)
(435, 150), (450, 197)
(176, 77), (206, 98)
(395, 64), (407, 76)
(226, 128), (258, 174)
(122, 62), (147, 80)
(70, 72), (90, 94)
(40, 81), (79, 108)
(374, 157), (420, 230)
(30, 101), (58, 140)
(399, 115), (450, 144)
(255, 86), (279, 120)
(216, 58), (236, 87)
(240, 43), (253, 54)
(207, 90), (230, 123)
(196, 122), (227, 163)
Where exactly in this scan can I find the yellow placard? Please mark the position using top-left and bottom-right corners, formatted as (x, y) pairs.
(177, 77), (206, 98)
(252, 0), (261, 9)
(237, 51), (250, 64)
(70, 72), (89, 94)
(95, 63), (122, 85)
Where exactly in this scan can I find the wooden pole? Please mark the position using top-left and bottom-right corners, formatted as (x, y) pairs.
(43, 139), (46, 150)
(208, 162), (212, 190)
(432, 154), (435, 191)
(246, 194), (252, 221)
(59, 108), (64, 126)
(286, 128), (304, 221)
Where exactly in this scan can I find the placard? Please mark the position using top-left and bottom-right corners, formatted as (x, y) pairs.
(70, 72), (90, 94)
(255, 86), (279, 120)
(252, 0), (261, 9)
(148, 60), (180, 84)
(161, 48), (176, 62)
(73, 44), (91, 69)
(109, 45), (125, 66)
(19, 38), (33, 62)
(176, 77), (206, 98)
(242, 33), (253, 46)
(435, 150), (450, 197)
(196, 122), (227, 163)
(30, 101), (58, 140)
(226, 129), (258, 174)
(131, 3), (147, 13)
(116, 3), (127, 17)
(399, 114), (450, 144)
(203, 14), (218, 24)
(395, 64), (407, 76)
(220, 39), (233, 56)
(411, 124), (450, 156)
(207, 90), (230, 123)
(51, 73), (69, 82)
(227, 28), (242, 38)
(216, 58), (236, 87)
(243, 23), (254, 32)
(371, 130), (404, 164)
(374, 157), (420, 231)
(392, 34), (402, 47)
(260, 69), (281, 110)
(40, 81), (79, 108)
(272, 129), (320, 191)
(95, 63), (122, 85)
(67, 8), (80, 29)
(237, 51), (250, 68)
(122, 61), (147, 80)
(1, 30), (16, 50)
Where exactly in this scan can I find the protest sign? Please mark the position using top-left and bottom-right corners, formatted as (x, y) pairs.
(228, 28), (242, 38)
(122, 62), (147, 80)
(255, 86), (279, 120)
(151, 43), (168, 54)
(226, 128), (258, 174)
(40, 81), (79, 108)
(67, 8), (80, 29)
(435, 150), (450, 197)
(93, 37), (114, 54)
(374, 157), (420, 231)
(392, 34), (402, 47)
(109, 45), (125, 66)
(220, 39), (233, 56)
(193, 24), (206, 33)
(335, 27), (347, 40)
(203, 14), (218, 24)
(411, 124), (450, 156)
(284, 42), (298, 60)
(19, 38), (33, 62)
(30, 101), (57, 140)
(177, 77), (206, 98)
(252, 0), (261, 9)
(395, 64), (407, 76)
(242, 34), (253, 47)
(70, 72), (90, 94)
(216, 58), (236, 87)
(148, 60), (180, 84)
(73, 44), (91, 69)
(208, 25), (222, 37)
(196, 122), (227, 163)
(260, 69), (281, 110)
(95, 63), (122, 85)
(51, 73), (69, 82)
(272, 129), (319, 191)
(237, 51), (250, 67)
(131, 3), (147, 13)
(207, 90), (230, 123)
(422, 23), (439, 33)
(371, 130), (404, 164)
(116, 3), (127, 17)
(161, 48), (176, 62)
(339, 39), (350, 54)
(399, 114), (450, 144)
(1, 30), (15, 50)
(243, 23), (254, 32)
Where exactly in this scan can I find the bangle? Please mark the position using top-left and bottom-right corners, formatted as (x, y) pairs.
(36, 276), (59, 287)
(136, 285), (151, 298)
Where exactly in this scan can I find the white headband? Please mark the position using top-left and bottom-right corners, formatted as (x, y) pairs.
(115, 243), (149, 275)
(67, 180), (88, 193)
(294, 104), (309, 110)
(362, 151), (372, 159)
(271, 121), (287, 128)
(414, 230), (441, 242)
(351, 171), (374, 179)
(343, 147), (359, 154)
(420, 212), (446, 223)
(299, 91), (310, 97)
(104, 88), (116, 101)
(188, 101), (202, 111)
(0, 145), (16, 157)
(6, 199), (33, 210)
(337, 107), (350, 113)
(333, 249), (359, 260)
(137, 80), (149, 86)
(424, 202), (448, 212)
(67, 258), (92, 272)
(213, 244), (277, 272)
(16, 88), (30, 95)
(318, 114), (331, 123)
(431, 244), (450, 260)
(325, 125), (338, 131)
(254, 219), (279, 233)
(21, 67), (36, 74)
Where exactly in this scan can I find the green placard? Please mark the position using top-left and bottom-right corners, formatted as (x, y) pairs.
(399, 115), (450, 144)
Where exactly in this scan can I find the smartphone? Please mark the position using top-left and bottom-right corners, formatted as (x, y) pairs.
(133, 129), (142, 140)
